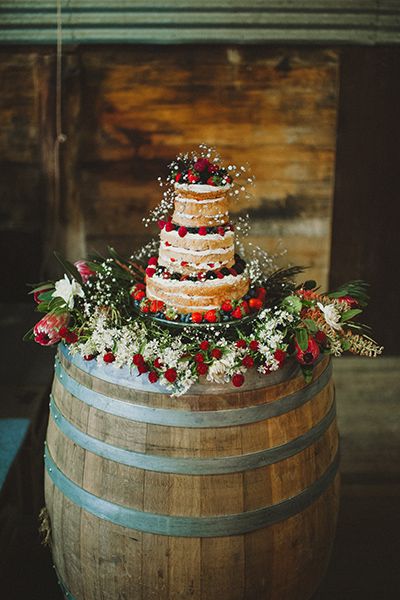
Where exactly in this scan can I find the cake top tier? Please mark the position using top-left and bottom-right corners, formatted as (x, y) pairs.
(172, 183), (231, 227)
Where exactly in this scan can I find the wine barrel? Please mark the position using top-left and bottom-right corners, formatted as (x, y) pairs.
(45, 343), (339, 600)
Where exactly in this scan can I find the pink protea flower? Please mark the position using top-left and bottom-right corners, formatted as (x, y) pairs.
(74, 260), (95, 283)
(33, 313), (69, 346)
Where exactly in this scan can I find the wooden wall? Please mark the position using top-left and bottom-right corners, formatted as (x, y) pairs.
(0, 45), (339, 296)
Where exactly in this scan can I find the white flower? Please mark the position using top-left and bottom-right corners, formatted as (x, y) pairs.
(317, 302), (342, 331)
(52, 274), (84, 309)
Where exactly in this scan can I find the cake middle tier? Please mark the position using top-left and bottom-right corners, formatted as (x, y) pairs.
(146, 272), (249, 313)
(159, 229), (235, 273)
(173, 184), (230, 227)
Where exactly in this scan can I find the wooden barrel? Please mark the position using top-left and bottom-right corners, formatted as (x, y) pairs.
(45, 343), (339, 600)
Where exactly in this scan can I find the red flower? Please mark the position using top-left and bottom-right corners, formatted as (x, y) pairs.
(188, 170), (200, 183)
(231, 307), (242, 319)
(197, 362), (208, 376)
(145, 267), (155, 278)
(249, 340), (259, 351)
(158, 219), (166, 230)
(236, 339), (247, 349)
(164, 368), (177, 383)
(194, 353), (204, 363)
(315, 331), (328, 346)
(103, 352), (115, 363)
(204, 310), (217, 323)
(338, 295), (358, 308)
(191, 312), (203, 324)
(198, 227), (207, 236)
(199, 340), (210, 351)
(74, 260), (95, 283)
(249, 298), (263, 311)
(178, 226), (188, 238)
(232, 373), (245, 387)
(132, 353), (144, 366)
(148, 371), (159, 383)
(208, 163), (219, 173)
(211, 348), (222, 359)
(33, 313), (69, 347)
(242, 355), (254, 369)
(221, 300), (233, 312)
(295, 338), (320, 365)
(194, 158), (210, 173)
(274, 349), (287, 366)
(137, 362), (149, 375)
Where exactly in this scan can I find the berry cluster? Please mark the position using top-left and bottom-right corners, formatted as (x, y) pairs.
(158, 218), (234, 237)
(169, 157), (232, 187)
(145, 255), (246, 281)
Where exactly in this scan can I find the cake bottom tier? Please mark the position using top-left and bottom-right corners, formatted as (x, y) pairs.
(146, 273), (249, 313)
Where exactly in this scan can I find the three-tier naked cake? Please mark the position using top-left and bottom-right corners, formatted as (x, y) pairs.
(144, 157), (250, 316)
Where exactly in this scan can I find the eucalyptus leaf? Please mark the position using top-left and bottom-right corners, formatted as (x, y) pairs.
(295, 327), (309, 351)
(282, 295), (302, 314)
(341, 308), (362, 322)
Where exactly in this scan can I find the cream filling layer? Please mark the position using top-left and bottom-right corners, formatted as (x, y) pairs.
(160, 243), (232, 256)
(152, 273), (246, 288)
(162, 229), (234, 242)
(174, 212), (229, 220)
(175, 195), (225, 205)
(175, 183), (231, 194)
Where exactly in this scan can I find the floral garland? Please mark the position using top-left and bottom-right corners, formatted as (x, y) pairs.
(26, 250), (383, 395)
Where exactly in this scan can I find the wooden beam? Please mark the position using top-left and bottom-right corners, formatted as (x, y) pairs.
(0, 1), (399, 45)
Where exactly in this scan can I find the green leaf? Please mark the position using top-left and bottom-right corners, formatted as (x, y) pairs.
(54, 251), (83, 283)
(295, 327), (309, 351)
(29, 281), (54, 294)
(301, 365), (314, 384)
(341, 339), (352, 351)
(303, 280), (317, 290)
(303, 318), (318, 333)
(36, 303), (50, 313)
(37, 290), (54, 303)
(23, 327), (34, 342)
(341, 308), (362, 322)
(282, 295), (302, 314)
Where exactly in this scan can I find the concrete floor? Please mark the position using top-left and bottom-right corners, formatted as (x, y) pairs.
(0, 305), (399, 599)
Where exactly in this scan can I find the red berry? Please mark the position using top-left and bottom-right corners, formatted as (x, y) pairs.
(274, 349), (287, 366)
(65, 331), (78, 344)
(215, 271), (224, 279)
(199, 340), (210, 351)
(194, 353), (204, 363)
(242, 355), (254, 369)
(103, 352), (115, 363)
(158, 220), (166, 230)
(236, 339), (247, 349)
(198, 227), (207, 236)
(249, 340), (259, 351)
(165, 222), (174, 232)
(154, 357), (163, 369)
(178, 226), (188, 238)
(217, 226), (225, 237)
(232, 373), (245, 387)
(211, 348), (222, 359)
(256, 287), (267, 300)
(204, 310), (217, 323)
(208, 263), (215, 268)
(145, 267), (155, 278)
(84, 354), (95, 361)
(138, 362), (149, 375)
(206, 177), (216, 185)
(249, 298), (263, 311)
(141, 304), (150, 313)
(221, 300), (233, 312)
(148, 371), (159, 383)
(165, 241), (171, 247)
(164, 368), (177, 383)
(197, 362), (208, 376)
(181, 261), (188, 267)
(148, 256), (158, 266)
(175, 173), (182, 182)
(134, 290), (145, 301)
(135, 283), (145, 291)
(232, 307), (242, 319)
(191, 312), (203, 324)
(240, 301), (250, 314)
(188, 170), (200, 183)
(132, 353), (144, 366)
(229, 268), (237, 276)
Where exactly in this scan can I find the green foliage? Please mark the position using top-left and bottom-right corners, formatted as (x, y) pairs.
(328, 280), (369, 307)
(341, 308), (363, 322)
(295, 327), (309, 351)
(54, 251), (82, 283)
(281, 295), (302, 315)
